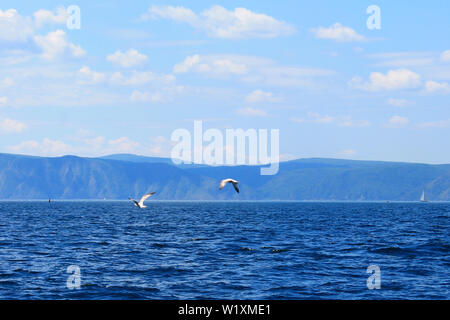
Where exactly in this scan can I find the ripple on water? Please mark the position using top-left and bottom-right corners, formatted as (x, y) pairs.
(0, 201), (448, 299)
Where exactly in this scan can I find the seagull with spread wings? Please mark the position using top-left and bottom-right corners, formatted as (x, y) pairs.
(219, 178), (239, 193)
(129, 192), (156, 208)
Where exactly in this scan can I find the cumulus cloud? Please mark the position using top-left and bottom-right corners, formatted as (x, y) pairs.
(236, 107), (268, 117)
(6, 138), (71, 156)
(107, 49), (148, 68)
(129, 90), (164, 103)
(0, 7), (74, 44)
(387, 115), (409, 128)
(0, 118), (26, 133)
(173, 54), (247, 75)
(33, 7), (68, 27)
(311, 23), (365, 42)
(245, 89), (280, 103)
(387, 98), (409, 107)
(173, 54), (200, 73)
(34, 29), (85, 60)
(441, 50), (450, 62)
(0, 9), (34, 42)
(5, 135), (162, 157)
(77, 66), (105, 84)
(424, 80), (450, 94)
(349, 69), (421, 91)
(0, 97), (8, 105)
(173, 54), (334, 89)
(110, 71), (175, 86)
(145, 5), (295, 39)
(107, 137), (141, 153)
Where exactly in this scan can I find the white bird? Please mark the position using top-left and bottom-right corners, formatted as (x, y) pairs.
(129, 192), (156, 208)
(219, 178), (239, 193)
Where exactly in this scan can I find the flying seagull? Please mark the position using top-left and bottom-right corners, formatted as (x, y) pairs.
(219, 178), (239, 193)
(129, 192), (156, 208)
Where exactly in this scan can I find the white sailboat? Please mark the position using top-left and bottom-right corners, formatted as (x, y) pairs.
(420, 190), (428, 202)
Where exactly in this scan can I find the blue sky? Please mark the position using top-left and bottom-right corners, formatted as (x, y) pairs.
(0, 1), (449, 163)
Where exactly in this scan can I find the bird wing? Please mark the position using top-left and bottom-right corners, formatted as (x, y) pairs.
(139, 192), (156, 206)
(129, 198), (139, 206)
(219, 179), (228, 190)
(219, 179), (239, 191)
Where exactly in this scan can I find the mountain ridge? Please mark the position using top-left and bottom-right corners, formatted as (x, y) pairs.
(0, 153), (449, 200)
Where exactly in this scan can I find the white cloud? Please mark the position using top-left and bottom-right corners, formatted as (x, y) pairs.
(4, 134), (172, 157)
(337, 149), (357, 157)
(0, 9), (34, 42)
(337, 116), (371, 128)
(374, 58), (433, 68)
(130, 90), (164, 103)
(108, 137), (141, 154)
(146, 5), (295, 39)
(291, 112), (370, 127)
(110, 71), (174, 86)
(69, 43), (85, 57)
(307, 112), (334, 124)
(387, 98), (409, 107)
(6, 138), (71, 156)
(417, 119), (450, 128)
(0, 96), (8, 104)
(173, 54), (334, 89)
(34, 29), (85, 60)
(147, 136), (175, 156)
(349, 69), (421, 91)
(77, 66), (105, 84)
(245, 89), (280, 103)
(236, 107), (268, 117)
(33, 7), (68, 27)
(311, 23), (365, 42)
(107, 49), (148, 68)
(173, 54), (247, 75)
(173, 54), (200, 73)
(424, 80), (450, 94)
(0, 118), (26, 133)
(1, 77), (14, 87)
(367, 51), (434, 68)
(387, 115), (409, 128)
(0, 49), (32, 66)
(291, 112), (333, 124)
(441, 50), (450, 62)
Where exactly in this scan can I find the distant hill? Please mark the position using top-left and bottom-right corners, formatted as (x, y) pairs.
(0, 153), (449, 200)
(99, 154), (207, 168)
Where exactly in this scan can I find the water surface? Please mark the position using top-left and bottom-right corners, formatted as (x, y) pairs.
(0, 201), (448, 299)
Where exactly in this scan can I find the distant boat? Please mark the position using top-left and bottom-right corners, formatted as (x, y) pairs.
(420, 190), (428, 202)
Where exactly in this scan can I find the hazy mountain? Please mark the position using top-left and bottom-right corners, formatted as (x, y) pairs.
(100, 154), (207, 168)
(0, 153), (449, 200)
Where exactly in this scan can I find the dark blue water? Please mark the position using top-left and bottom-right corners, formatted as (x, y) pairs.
(0, 201), (448, 299)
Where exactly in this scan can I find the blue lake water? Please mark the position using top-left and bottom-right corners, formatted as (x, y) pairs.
(0, 201), (448, 299)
